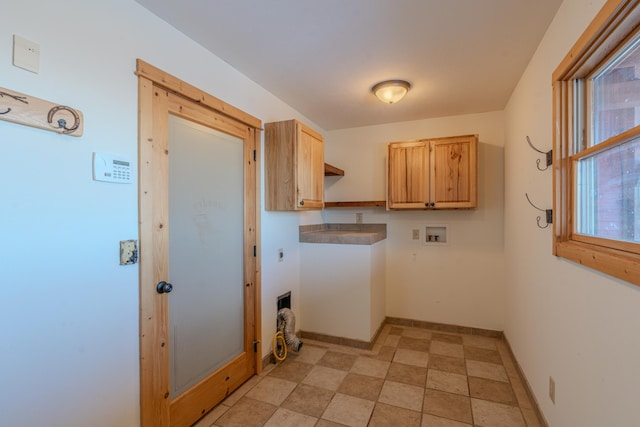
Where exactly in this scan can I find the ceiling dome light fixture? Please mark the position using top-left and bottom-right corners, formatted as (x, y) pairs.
(371, 79), (411, 104)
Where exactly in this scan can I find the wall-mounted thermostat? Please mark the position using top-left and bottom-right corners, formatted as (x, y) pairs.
(93, 152), (132, 184)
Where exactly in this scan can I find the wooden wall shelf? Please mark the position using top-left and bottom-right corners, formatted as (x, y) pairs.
(324, 163), (344, 176)
(323, 163), (382, 208)
(324, 201), (386, 208)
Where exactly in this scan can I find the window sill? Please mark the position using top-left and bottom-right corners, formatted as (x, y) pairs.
(555, 240), (640, 286)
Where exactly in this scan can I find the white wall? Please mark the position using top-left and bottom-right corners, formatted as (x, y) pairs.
(504, 0), (640, 426)
(1, 1), (319, 426)
(323, 111), (506, 331)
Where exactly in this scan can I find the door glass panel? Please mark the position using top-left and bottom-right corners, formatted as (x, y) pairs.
(168, 114), (245, 398)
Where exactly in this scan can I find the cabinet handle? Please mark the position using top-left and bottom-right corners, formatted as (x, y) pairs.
(299, 200), (305, 206)
(430, 202), (435, 207)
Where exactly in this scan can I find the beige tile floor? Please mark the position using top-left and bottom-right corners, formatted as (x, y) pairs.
(193, 324), (543, 427)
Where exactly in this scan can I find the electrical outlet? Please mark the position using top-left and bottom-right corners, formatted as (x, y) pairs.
(356, 212), (363, 224)
(120, 240), (138, 265)
(412, 229), (420, 240)
(278, 248), (284, 262)
(549, 376), (556, 404)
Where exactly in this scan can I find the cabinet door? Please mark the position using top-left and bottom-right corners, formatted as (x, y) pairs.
(297, 124), (324, 209)
(431, 135), (477, 208)
(387, 141), (429, 209)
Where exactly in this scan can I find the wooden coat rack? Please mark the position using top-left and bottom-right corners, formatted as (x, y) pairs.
(0, 87), (83, 136)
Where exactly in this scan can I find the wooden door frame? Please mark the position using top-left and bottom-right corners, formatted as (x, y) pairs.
(136, 59), (262, 427)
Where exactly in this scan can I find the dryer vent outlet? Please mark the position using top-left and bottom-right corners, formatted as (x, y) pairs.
(277, 291), (291, 311)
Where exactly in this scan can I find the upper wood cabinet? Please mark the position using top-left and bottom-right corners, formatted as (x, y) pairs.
(387, 134), (478, 209)
(265, 119), (324, 210)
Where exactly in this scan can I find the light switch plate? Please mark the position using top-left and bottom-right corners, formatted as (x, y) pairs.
(13, 35), (40, 73)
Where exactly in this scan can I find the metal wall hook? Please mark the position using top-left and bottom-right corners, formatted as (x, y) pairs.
(525, 193), (553, 229)
(47, 105), (81, 134)
(526, 136), (552, 171)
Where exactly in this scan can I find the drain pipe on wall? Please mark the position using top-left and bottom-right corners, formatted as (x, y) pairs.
(277, 307), (303, 352)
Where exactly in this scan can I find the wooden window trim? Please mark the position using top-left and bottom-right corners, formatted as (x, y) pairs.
(553, 0), (640, 286)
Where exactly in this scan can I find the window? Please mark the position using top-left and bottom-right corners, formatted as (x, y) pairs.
(553, 0), (640, 285)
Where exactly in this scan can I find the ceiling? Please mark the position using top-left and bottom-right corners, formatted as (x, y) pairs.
(135, 0), (563, 130)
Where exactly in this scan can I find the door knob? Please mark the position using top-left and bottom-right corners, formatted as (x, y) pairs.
(156, 281), (173, 294)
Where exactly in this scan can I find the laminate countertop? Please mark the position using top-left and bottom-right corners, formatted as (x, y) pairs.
(299, 223), (387, 245)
